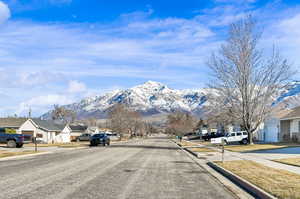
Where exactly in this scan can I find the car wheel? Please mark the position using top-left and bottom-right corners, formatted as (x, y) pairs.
(16, 143), (23, 148)
(242, 139), (248, 145)
(7, 140), (17, 148)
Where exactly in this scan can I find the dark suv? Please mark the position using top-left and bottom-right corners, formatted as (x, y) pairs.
(90, 133), (110, 146)
(202, 132), (226, 141)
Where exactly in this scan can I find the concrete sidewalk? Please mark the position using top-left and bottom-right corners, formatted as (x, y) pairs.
(187, 141), (300, 175)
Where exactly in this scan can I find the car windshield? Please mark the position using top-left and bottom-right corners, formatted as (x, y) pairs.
(93, 134), (105, 138)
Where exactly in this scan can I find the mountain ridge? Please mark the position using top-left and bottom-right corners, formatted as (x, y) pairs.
(41, 80), (300, 120)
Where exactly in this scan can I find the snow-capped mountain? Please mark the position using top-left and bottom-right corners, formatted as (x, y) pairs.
(41, 80), (300, 120)
(41, 81), (209, 119)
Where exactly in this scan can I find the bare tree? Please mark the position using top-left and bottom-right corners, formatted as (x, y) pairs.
(208, 16), (293, 144)
(107, 104), (143, 139)
(166, 112), (197, 136)
(51, 105), (77, 124)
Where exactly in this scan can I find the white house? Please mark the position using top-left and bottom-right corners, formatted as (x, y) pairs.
(55, 125), (72, 143)
(280, 106), (300, 142)
(69, 124), (88, 141)
(18, 119), (71, 143)
(254, 107), (292, 143)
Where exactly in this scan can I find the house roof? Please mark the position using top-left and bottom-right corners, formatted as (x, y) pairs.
(0, 118), (27, 128)
(281, 106), (300, 120)
(32, 119), (65, 132)
(69, 124), (88, 132)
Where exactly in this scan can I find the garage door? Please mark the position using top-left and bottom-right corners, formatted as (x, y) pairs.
(22, 131), (34, 136)
(21, 131), (34, 142)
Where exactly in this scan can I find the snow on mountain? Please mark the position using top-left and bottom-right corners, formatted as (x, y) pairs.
(274, 81), (300, 108)
(41, 80), (300, 120)
(41, 81), (209, 119)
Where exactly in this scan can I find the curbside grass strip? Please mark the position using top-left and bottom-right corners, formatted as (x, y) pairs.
(0, 151), (52, 161)
(208, 162), (277, 199)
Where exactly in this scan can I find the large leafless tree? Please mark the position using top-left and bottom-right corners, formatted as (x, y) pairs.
(208, 16), (293, 144)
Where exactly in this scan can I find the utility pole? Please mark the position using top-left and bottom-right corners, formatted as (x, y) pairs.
(29, 107), (37, 152)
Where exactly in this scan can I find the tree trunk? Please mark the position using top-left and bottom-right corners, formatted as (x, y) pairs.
(248, 131), (254, 145)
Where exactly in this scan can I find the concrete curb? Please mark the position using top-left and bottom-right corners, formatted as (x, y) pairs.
(171, 140), (254, 199)
(0, 151), (53, 161)
(208, 162), (277, 199)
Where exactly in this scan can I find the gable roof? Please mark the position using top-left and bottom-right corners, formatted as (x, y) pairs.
(281, 106), (300, 120)
(0, 118), (27, 128)
(31, 119), (65, 132)
(69, 124), (88, 132)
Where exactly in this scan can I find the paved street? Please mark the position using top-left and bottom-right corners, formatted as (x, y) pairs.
(0, 138), (235, 199)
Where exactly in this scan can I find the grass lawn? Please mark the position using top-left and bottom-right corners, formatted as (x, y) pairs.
(274, 158), (300, 167)
(217, 160), (300, 199)
(190, 147), (215, 152)
(224, 143), (300, 152)
(0, 150), (40, 158)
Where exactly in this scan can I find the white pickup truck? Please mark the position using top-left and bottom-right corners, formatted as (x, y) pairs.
(211, 131), (248, 145)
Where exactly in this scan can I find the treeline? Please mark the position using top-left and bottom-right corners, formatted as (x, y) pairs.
(107, 104), (158, 138)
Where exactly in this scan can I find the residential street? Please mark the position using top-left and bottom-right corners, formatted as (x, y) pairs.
(0, 138), (235, 199)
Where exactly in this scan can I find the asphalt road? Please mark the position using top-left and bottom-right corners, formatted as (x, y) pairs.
(0, 138), (235, 199)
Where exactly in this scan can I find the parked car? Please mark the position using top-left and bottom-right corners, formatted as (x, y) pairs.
(90, 133), (110, 146)
(0, 128), (31, 148)
(76, 133), (91, 142)
(106, 132), (120, 141)
(211, 131), (248, 145)
(202, 132), (225, 141)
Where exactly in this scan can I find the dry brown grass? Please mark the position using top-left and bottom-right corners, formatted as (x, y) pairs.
(224, 144), (298, 152)
(190, 147), (215, 152)
(217, 160), (300, 199)
(274, 158), (300, 167)
(179, 141), (198, 147)
(0, 150), (40, 158)
(200, 141), (214, 146)
(25, 142), (89, 148)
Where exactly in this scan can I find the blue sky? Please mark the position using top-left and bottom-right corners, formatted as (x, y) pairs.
(0, 0), (299, 116)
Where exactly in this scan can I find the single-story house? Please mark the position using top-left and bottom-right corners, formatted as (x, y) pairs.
(0, 117), (28, 132)
(280, 106), (300, 142)
(18, 119), (71, 143)
(86, 126), (99, 134)
(69, 124), (88, 141)
(251, 104), (292, 143)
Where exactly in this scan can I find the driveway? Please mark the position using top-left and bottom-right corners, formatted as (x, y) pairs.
(0, 138), (235, 199)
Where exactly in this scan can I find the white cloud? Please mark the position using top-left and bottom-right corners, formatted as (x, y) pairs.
(0, 1), (10, 24)
(68, 80), (87, 93)
(16, 94), (75, 116)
